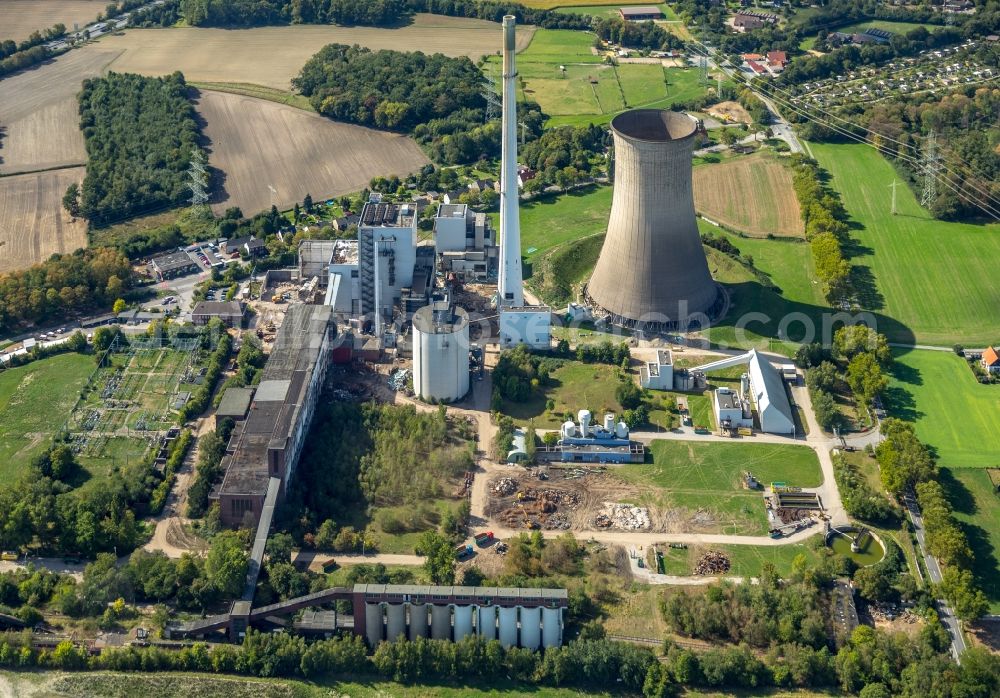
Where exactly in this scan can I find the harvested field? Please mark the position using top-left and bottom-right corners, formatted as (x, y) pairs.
(95, 15), (535, 90)
(0, 0), (105, 43)
(196, 90), (429, 215)
(0, 48), (119, 174)
(0, 168), (88, 272)
(693, 154), (804, 238)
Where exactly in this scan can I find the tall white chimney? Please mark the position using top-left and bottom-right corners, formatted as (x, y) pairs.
(497, 15), (524, 308)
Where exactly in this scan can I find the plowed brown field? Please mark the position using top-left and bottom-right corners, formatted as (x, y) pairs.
(97, 14), (534, 90)
(693, 154), (803, 238)
(196, 90), (429, 215)
(0, 48), (119, 174)
(0, 168), (88, 272)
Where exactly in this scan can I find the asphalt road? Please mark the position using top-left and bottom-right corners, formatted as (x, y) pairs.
(903, 491), (968, 662)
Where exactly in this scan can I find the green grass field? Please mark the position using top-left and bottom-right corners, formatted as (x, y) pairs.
(941, 467), (1000, 612)
(502, 362), (623, 427)
(614, 441), (822, 536)
(809, 142), (1000, 346)
(494, 28), (711, 127)
(657, 541), (826, 577)
(885, 349), (1000, 468)
(835, 20), (934, 35)
(0, 352), (93, 477)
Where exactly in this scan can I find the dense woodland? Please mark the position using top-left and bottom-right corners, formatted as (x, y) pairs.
(518, 124), (609, 191)
(0, 248), (132, 333)
(77, 72), (203, 225)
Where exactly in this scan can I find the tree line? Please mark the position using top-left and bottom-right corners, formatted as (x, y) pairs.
(0, 247), (132, 333)
(76, 72), (204, 225)
(518, 124), (609, 192)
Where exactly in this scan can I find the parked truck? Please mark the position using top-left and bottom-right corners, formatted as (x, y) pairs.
(455, 544), (474, 560)
(475, 531), (494, 547)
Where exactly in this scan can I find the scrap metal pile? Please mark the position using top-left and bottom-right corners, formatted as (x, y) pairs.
(693, 550), (731, 575)
(490, 478), (580, 530)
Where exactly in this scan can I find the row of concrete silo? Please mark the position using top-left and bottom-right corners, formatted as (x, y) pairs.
(365, 602), (562, 649)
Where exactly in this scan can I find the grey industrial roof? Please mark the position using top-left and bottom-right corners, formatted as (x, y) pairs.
(192, 301), (245, 318)
(217, 305), (333, 497)
(748, 349), (795, 432)
(353, 584), (567, 600)
(620, 5), (663, 15)
(217, 387), (254, 417)
(151, 250), (197, 272)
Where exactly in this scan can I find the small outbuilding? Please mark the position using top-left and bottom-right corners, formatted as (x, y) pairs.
(619, 6), (664, 21)
(215, 387), (255, 429)
(982, 346), (1000, 374)
(150, 251), (199, 280)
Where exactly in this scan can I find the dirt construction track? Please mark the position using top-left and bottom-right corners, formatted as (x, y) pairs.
(196, 90), (430, 215)
(0, 168), (89, 272)
(96, 15), (536, 90)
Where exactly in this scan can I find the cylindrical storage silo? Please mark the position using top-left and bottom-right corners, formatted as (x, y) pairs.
(603, 413), (615, 432)
(616, 422), (628, 439)
(412, 304), (471, 403)
(542, 607), (562, 648)
(453, 604), (474, 641)
(408, 603), (428, 640)
(477, 605), (497, 641)
(562, 420), (576, 439)
(586, 110), (717, 329)
(386, 603), (406, 642)
(578, 410), (591, 436)
(365, 603), (383, 647)
(498, 606), (518, 648)
(519, 606), (541, 650)
(431, 604), (452, 641)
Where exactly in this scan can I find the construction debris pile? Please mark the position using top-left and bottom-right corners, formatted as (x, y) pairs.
(594, 503), (650, 531)
(693, 551), (731, 575)
(492, 478), (518, 497)
(387, 368), (410, 392)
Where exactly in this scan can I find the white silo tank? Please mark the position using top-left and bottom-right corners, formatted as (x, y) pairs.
(603, 413), (615, 432)
(431, 604), (452, 640)
(413, 304), (471, 403)
(498, 606), (518, 648)
(542, 607), (562, 648)
(616, 421), (628, 439)
(408, 603), (428, 640)
(453, 605), (474, 641)
(365, 603), (383, 646)
(519, 606), (541, 649)
(562, 420), (576, 439)
(477, 605), (497, 641)
(386, 603), (406, 641)
(578, 410), (591, 436)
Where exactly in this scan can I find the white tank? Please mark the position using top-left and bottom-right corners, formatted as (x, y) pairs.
(519, 606), (541, 649)
(408, 603), (428, 640)
(477, 605), (497, 641)
(431, 604), (451, 640)
(616, 421), (628, 439)
(498, 606), (518, 648)
(412, 304), (471, 403)
(542, 607), (562, 648)
(604, 413), (615, 432)
(578, 410), (591, 436)
(365, 603), (383, 646)
(453, 605), (474, 641)
(562, 420), (576, 439)
(386, 603), (406, 642)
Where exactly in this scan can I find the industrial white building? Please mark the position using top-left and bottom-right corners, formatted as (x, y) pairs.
(358, 198), (417, 335)
(412, 302), (471, 403)
(747, 349), (796, 435)
(434, 203), (497, 282)
(640, 349), (673, 389)
(712, 386), (753, 430)
(499, 308), (552, 350)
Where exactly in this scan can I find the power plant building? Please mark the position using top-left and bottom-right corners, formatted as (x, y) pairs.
(434, 203), (496, 281)
(412, 302), (471, 402)
(586, 110), (717, 331)
(214, 305), (335, 528)
(639, 349), (673, 390)
(358, 198), (418, 334)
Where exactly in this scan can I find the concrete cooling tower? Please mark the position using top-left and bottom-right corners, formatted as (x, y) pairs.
(586, 109), (717, 330)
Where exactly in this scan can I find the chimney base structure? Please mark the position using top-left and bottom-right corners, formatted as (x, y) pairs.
(586, 109), (717, 333)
